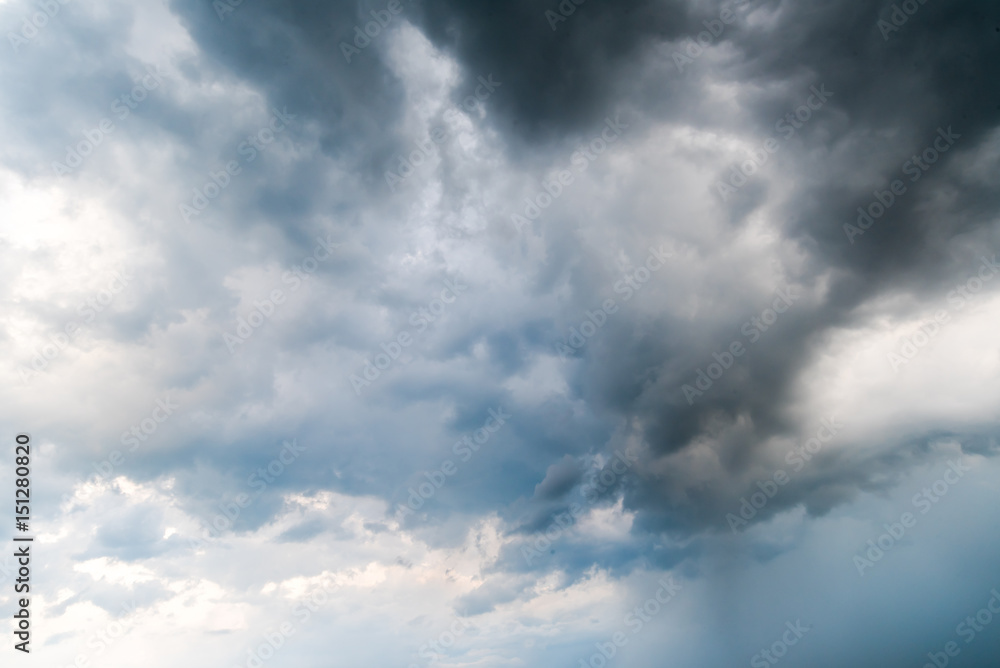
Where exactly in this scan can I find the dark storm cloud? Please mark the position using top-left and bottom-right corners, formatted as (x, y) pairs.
(411, 0), (691, 142)
(168, 0), (418, 193)
(532, 454), (584, 500)
(602, 0), (1000, 533)
(17, 0), (994, 565)
(444, 0), (1000, 540)
(154, 0), (1000, 546)
(3, 1), (1000, 664)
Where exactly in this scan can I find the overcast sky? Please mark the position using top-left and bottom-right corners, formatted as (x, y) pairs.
(1, 0), (999, 666)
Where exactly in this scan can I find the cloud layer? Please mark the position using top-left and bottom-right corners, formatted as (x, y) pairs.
(1, 0), (999, 666)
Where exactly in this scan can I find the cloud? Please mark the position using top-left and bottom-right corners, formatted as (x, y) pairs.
(2, 0), (1000, 665)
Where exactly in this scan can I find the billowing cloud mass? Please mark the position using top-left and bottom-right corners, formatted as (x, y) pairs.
(1, 0), (999, 666)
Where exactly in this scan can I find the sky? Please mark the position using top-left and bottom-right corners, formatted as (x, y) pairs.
(1, 0), (999, 666)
